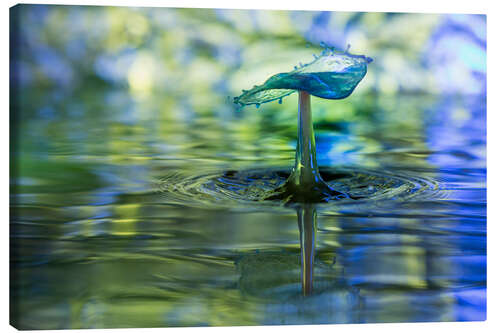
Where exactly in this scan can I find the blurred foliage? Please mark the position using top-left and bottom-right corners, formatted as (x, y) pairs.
(10, 4), (486, 169)
(11, 5), (485, 110)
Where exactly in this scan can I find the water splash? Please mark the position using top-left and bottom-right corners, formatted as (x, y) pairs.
(156, 166), (442, 209)
(234, 47), (372, 106)
(233, 45), (372, 202)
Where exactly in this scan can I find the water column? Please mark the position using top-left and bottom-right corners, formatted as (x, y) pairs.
(278, 91), (343, 202)
(290, 91), (321, 187)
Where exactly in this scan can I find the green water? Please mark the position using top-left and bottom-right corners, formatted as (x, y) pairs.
(10, 90), (486, 328)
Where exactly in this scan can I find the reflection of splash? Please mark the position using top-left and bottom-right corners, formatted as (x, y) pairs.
(237, 204), (327, 297)
(235, 205), (364, 324)
(298, 204), (316, 295)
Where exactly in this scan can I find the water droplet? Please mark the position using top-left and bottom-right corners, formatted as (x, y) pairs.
(294, 66), (298, 70)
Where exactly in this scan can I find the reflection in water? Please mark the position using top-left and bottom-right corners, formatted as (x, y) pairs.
(11, 94), (487, 329)
(298, 204), (316, 296)
(11, 94), (486, 329)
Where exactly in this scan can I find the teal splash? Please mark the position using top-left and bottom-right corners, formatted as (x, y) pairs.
(234, 47), (372, 203)
(234, 48), (373, 106)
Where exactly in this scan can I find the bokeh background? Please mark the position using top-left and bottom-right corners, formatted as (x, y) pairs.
(10, 5), (486, 170)
(10, 4), (486, 329)
(11, 6), (486, 120)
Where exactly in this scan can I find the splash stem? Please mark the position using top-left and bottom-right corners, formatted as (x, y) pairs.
(265, 91), (345, 202)
(289, 91), (321, 187)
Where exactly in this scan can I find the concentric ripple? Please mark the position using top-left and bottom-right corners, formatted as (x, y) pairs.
(156, 166), (442, 209)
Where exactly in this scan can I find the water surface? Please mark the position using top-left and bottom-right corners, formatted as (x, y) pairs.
(10, 92), (486, 329)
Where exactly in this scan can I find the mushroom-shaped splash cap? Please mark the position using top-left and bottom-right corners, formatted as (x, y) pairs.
(234, 49), (372, 106)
